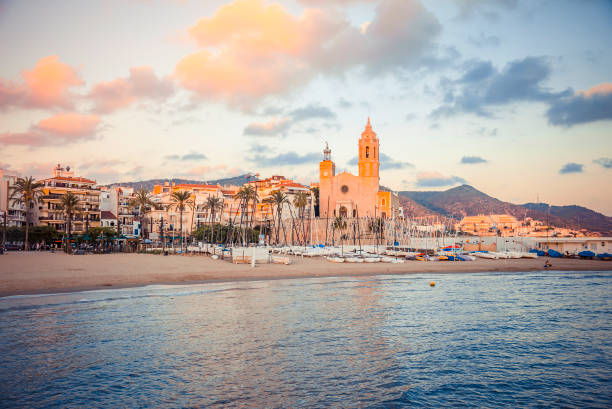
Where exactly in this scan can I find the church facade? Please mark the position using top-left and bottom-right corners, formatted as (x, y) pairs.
(319, 118), (398, 219)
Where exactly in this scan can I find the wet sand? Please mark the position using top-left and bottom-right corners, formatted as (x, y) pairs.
(0, 252), (610, 297)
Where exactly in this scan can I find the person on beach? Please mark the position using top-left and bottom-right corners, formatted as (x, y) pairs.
(544, 259), (552, 269)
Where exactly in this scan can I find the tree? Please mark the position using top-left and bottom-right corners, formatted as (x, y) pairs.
(270, 190), (288, 244)
(205, 196), (223, 242)
(129, 189), (156, 240)
(9, 176), (43, 250)
(332, 215), (347, 252)
(169, 190), (194, 250)
(293, 192), (309, 244)
(236, 185), (258, 245)
(58, 192), (81, 254)
(310, 186), (320, 217)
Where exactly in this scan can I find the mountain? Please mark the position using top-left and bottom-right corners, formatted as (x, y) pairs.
(104, 174), (253, 191)
(399, 184), (612, 234)
(400, 185), (527, 219)
(521, 203), (612, 234)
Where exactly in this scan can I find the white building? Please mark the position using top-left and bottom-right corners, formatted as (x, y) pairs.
(100, 186), (137, 237)
(0, 169), (27, 227)
(534, 237), (612, 255)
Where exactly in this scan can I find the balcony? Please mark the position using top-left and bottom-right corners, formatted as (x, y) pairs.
(40, 194), (63, 201)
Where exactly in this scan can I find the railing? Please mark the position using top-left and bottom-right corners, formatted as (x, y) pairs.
(40, 194), (63, 200)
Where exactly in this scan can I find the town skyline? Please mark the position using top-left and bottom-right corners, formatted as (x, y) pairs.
(1, 0), (611, 215)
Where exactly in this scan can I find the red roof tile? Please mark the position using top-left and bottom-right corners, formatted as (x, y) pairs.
(101, 211), (117, 219)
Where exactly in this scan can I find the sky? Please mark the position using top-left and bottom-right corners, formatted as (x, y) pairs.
(1, 0), (611, 215)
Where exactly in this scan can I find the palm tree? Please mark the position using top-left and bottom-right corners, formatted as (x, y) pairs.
(129, 189), (156, 241)
(236, 185), (258, 245)
(270, 190), (288, 244)
(205, 196), (222, 242)
(310, 186), (319, 217)
(9, 176), (43, 250)
(332, 215), (347, 252)
(169, 190), (194, 250)
(293, 191), (309, 244)
(58, 192), (80, 254)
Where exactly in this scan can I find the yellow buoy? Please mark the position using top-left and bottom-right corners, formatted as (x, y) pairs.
(430, 281), (435, 287)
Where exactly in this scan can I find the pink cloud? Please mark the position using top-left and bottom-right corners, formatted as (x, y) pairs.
(0, 55), (83, 110)
(580, 82), (612, 98)
(0, 113), (101, 147)
(185, 164), (228, 176)
(1, 161), (57, 179)
(243, 118), (291, 136)
(174, 0), (440, 108)
(88, 66), (174, 113)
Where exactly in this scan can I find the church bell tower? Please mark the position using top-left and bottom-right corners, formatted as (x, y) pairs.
(358, 117), (379, 180)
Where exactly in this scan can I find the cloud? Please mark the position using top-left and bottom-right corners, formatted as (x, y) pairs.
(431, 57), (571, 118)
(244, 103), (336, 136)
(558, 162), (583, 174)
(289, 105), (336, 121)
(79, 159), (124, 170)
(0, 55), (82, 110)
(546, 82), (612, 127)
(468, 32), (500, 47)
(415, 171), (466, 187)
(174, 0), (441, 108)
(460, 155), (487, 164)
(183, 164), (228, 177)
(405, 113), (417, 121)
(454, 0), (518, 21)
(165, 152), (207, 161)
(0, 113), (100, 147)
(297, 0), (377, 5)
(244, 118), (291, 136)
(348, 152), (413, 170)
(247, 151), (320, 167)
(593, 157), (612, 169)
(472, 127), (498, 137)
(88, 66), (174, 113)
(2, 161), (57, 180)
(338, 98), (352, 108)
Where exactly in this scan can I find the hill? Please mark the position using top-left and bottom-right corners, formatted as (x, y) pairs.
(521, 203), (612, 234)
(104, 174), (253, 191)
(399, 185), (612, 234)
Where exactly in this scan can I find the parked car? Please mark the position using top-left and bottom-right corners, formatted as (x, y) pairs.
(4, 243), (23, 251)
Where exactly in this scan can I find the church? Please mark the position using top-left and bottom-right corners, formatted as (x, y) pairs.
(319, 118), (399, 219)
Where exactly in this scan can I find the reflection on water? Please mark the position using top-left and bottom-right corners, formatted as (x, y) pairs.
(1, 271), (611, 408)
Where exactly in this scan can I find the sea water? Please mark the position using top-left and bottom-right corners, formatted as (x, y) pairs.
(0, 271), (610, 408)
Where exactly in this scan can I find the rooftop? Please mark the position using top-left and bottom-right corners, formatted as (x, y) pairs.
(101, 211), (117, 220)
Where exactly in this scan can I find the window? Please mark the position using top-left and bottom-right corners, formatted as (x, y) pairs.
(381, 199), (386, 206)
(365, 146), (370, 158)
(374, 147), (376, 158)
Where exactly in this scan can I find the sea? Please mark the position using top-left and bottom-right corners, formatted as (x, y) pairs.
(0, 271), (610, 408)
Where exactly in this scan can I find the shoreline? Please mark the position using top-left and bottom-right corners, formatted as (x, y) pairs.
(1, 252), (610, 297)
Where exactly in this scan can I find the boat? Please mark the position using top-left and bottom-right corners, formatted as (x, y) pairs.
(456, 254), (475, 261)
(472, 252), (498, 259)
(547, 249), (563, 258)
(326, 256), (344, 263)
(364, 257), (380, 263)
(381, 256), (404, 263)
(596, 252), (612, 260)
(345, 257), (364, 263)
(519, 252), (538, 259)
(578, 250), (595, 259)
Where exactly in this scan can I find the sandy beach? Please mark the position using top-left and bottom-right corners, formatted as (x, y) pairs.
(0, 252), (609, 297)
